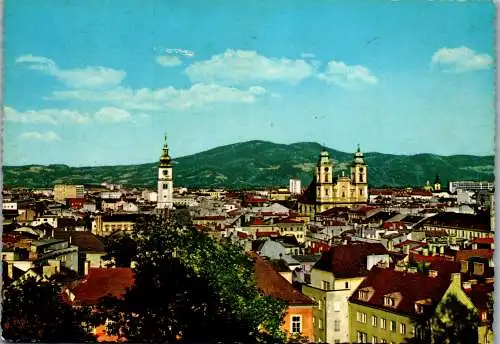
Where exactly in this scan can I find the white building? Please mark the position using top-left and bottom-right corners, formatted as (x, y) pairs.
(449, 180), (494, 193)
(100, 191), (122, 199)
(142, 190), (158, 202)
(289, 178), (302, 195)
(157, 135), (174, 210)
(3, 202), (18, 210)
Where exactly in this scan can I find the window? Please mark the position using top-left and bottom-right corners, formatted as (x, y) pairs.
(473, 262), (485, 276)
(372, 336), (378, 344)
(359, 290), (370, 301)
(318, 318), (323, 329)
(334, 340), (340, 344)
(384, 296), (396, 307)
(380, 340), (387, 344)
(334, 320), (340, 332)
(291, 315), (301, 334)
(325, 189), (329, 196)
(357, 312), (367, 323)
(318, 300), (323, 310)
(400, 323), (406, 335)
(410, 326), (415, 336)
(345, 281), (349, 289)
(333, 302), (341, 312)
(372, 315), (378, 327)
(380, 318), (387, 329)
(390, 320), (396, 332)
(163, 184), (168, 189)
(481, 312), (488, 322)
(357, 331), (368, 343)
(322, 281), (331, 290)
(360, 189), (363, 196)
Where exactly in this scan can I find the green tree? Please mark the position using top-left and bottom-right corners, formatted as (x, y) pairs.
(431, 294), (479, 344)
(406, 294), (479, 344)
(1, 276), (94, 342)
(101, 232), (137, 268)
(96, 215), (287, 343)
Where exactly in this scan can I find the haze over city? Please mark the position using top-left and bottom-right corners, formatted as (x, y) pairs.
(4, 0), (495, 166)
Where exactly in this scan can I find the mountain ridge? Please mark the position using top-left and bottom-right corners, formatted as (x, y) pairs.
(3, 140), (494, 189)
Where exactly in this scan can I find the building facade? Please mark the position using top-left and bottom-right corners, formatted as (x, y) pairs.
(157, 135), (174, 210)
(448, 181), (494, 193)
(289, 178), (302, 195)
(54, 184), (84, 202)
(298, 146), (368, 218)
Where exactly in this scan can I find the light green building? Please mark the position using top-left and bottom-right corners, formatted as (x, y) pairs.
(349, 265), (490, 343)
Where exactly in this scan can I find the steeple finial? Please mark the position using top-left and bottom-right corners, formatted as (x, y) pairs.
(357, 144), (360, 153)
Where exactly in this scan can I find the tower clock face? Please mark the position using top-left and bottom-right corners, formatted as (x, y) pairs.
(163, 170), (169, 176)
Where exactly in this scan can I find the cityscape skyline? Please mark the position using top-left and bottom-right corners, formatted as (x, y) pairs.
(4, 0), (495, 166)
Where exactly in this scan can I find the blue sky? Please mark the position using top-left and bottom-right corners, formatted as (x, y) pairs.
(3, 0), (495, 166)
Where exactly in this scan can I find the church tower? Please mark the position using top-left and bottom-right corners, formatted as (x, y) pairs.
(434, 173), (441, 192)
(157, 134), (173, 210)
(316, 149), (334, 207)
(350, 145), (368, 203)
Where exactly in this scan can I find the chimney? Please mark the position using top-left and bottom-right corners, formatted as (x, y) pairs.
(428, 270), (438, 278)
(84, 260), (90, 276)
(462, 281), (472, 290)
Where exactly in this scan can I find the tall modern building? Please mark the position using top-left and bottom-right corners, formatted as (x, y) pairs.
(157, 135), (173, 210)
(289, 178), (302, 195)
(448, 181), (494, 193)
(54, 184), (84, 202)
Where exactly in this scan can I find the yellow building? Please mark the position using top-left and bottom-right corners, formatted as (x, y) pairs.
(92, 214), (140, 236)
(298, 146), (368, 218)
(54, 184), (84, 202)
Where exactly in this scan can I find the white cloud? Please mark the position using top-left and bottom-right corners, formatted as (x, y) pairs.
(431, 46), (493, 73)
(20, 131), (61, 142)
(300, 52), (316, 59)
(16, 54), (126, 89)
(165, 48), (195, 57)
(185, 49), (317, 85)
(94, 107), (132, 122)
(4, 106), (91, 125)
(317, 60), (379, 89)
(155, 55), (183, 67)
(49, 83), (267, 110)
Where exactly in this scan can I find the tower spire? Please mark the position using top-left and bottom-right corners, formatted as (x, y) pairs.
(357, 143), (360, 153)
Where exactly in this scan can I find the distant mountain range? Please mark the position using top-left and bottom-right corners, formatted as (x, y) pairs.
(3, 140), (494, 189)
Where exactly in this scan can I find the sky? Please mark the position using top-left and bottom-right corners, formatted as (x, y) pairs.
(3, 0), (496, 166)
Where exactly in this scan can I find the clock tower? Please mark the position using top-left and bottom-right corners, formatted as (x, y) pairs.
(157, 134), (173, 210)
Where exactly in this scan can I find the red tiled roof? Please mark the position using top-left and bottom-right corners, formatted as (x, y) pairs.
(456, 249), (494, 262)
(394, 240), (425, 249)
(383, 221), (406, 230)
(410, 253), (455, 263)
(313, 242), (388, 278)
(472, 237), (494, 245)
(252, 254), (315, 306)
(424, 212), (491, 231)
(69, 268), (134, 306)
(349, 266), (452, 317)
(237, 231), (249, 239)
(256, 231), (279, 238)
(250, 217), (266, 226)
(465, 282), (494, 314)
(193, 216), (226, 221)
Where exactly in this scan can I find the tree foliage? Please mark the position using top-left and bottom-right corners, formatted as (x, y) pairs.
(406, 294), (479, 344)
(1, 276), (94, 342)
(95, 215), (287, 343)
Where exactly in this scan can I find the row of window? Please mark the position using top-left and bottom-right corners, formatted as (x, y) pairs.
(356, 312), (413, 335)
(103, 224), (132, 232)
(321, 280), (349, 291)
(357, 331), (397, 344)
